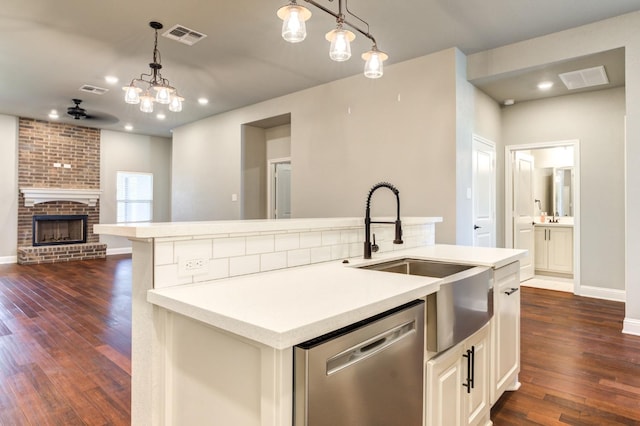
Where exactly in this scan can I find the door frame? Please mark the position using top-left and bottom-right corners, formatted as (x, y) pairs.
(504, 140), (581, 294)
(472, 135), (496, 247)
(267, 157), (291, 219)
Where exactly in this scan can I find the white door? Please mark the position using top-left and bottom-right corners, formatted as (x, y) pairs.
(472, 136), (496, 247)
(270, 161), (291, 219)
(513, 152), (535, 281)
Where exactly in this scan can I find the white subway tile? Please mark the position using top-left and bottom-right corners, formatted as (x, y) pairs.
(174, 239), (213, 263)
(246, 235), (275, 255)
(341, 229), (360, 244)
(288, 248), (311, 267)
(196, 258), (229, 282)
(321, 230), (341, 246)
(300, 232), (321, 248)
(154, 264), (192, 288)
(261, 252), (287, 271)
(310, 246), (332, 263)
(213, 237), (246, 258)
(275, 233), (300, 251)
(230, 255), (260, 276)
(154, 241), (174, 266)
(331, 244), (350, 260)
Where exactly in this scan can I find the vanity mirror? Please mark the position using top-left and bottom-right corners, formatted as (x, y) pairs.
(553, 167), (573, 217)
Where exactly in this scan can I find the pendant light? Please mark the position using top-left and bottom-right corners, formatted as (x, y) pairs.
(123, 22), (185, 113)
(277, 0), (388, 78)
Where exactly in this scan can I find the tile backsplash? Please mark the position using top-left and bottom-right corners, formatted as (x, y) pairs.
(153, 222), (435, 289)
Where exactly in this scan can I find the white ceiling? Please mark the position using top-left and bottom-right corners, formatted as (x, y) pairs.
(1, 1), (639, 137)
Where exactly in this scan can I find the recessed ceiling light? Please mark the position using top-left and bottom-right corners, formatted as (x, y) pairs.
(198, 97), (209, 105)
(504, 99), (515, 106)
(105, 75), (119, 85)
(124, 124), (134, 131)
(157, 113), (166, 120)
(537, 81), (554, 90)
(48, 110), (59, 119)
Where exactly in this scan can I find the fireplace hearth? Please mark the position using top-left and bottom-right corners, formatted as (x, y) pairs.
(33, 215), (87, 246)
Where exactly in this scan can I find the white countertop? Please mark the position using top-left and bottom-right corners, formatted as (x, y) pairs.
(94, 216), (442, 239)
(534, 222), (574, 228)
(147, 244), (526, 349)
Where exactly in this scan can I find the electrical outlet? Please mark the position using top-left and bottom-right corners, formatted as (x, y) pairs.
(178, 257), (209, 276)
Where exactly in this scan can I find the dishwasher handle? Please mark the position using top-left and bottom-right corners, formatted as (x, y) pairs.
(326, 320), (416, 375)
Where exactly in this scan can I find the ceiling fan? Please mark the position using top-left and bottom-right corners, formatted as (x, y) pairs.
(65, 99), (118, 124)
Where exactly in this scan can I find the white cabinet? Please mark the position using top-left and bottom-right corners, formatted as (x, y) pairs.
(491, 261), (520, 404)
(426, 323), (490, 426)
(534, 225), (573, 274)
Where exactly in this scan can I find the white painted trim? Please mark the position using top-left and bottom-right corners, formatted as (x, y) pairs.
(107, 247), (132, 256)
(20, 188), (102, 207)
(623, 318), (640, 336)
(504, 140), (580, 296)
(0, 256), (17, 264)
(578, 285), (625, 302)
(266, 157), (291, 219)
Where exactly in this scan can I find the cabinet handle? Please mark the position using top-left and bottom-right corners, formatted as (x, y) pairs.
(470, 346), (475, 390)
(548, 229), (551, 240)
(504, 287), (519, 296)
(462, 348), (473, 393)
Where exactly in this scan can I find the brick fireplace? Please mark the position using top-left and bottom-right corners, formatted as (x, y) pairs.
(17, 118), (106, 264)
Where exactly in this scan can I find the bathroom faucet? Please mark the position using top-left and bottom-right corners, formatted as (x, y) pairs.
(364, 182), (403, 259)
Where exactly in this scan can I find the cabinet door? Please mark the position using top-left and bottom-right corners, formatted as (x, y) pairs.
(534, 226), (549, 270)
(426, 345), (464, 426)
(491, 261), (521, 404)
(465, 324), (490, 426)
(547, 227), (573, 273)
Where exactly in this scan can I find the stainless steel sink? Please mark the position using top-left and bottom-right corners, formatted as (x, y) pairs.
(359, 258), (474, 278)
(359, 258), (493, 353)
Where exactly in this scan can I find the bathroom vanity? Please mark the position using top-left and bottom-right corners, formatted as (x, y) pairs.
(95, 217), (525, 425)
(534, 222), (573, 276)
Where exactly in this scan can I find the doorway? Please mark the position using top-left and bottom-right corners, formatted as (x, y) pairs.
(268, 158), (291, 219)
(472, 135), (496, 247)
(505, 140), (581, 294)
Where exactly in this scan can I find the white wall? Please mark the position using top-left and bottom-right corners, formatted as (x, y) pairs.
(100, 130), (172, 251)
(266, 125), (291, 160)
(502, 88), (625, 291)
(0, 115), (18, 263)
(173, 48), (461, 243)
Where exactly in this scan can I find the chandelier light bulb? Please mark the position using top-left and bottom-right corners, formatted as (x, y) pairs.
(123, 85), (142, 104)
(169, 94), (184, 112)
(362, 48), (388, 79)
(278, 3), (312, 43)
(154, 86), (173, 104)
(139, 92), (155, 113)
(326, 25), (355, 62)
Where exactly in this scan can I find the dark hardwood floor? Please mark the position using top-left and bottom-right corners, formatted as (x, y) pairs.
(0, 257), (638, 424)
(0, 256), (131, 425)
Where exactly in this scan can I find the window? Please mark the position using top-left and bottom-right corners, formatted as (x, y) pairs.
(117, 172), (153, 223)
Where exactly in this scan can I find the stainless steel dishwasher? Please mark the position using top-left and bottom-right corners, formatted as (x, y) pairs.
(294, 299), (425, 426)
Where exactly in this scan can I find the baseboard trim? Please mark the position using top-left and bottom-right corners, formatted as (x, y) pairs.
(0, 256), (17, 265)
(578, 285), (625, 302)
(623, 318), (640, 336)
(107, 247), (132, 256)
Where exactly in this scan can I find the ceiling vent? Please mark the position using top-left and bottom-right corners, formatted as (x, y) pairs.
(79, 84), (109, 95)
(162, 24), (207, 46)
(559, 66), (609, 90)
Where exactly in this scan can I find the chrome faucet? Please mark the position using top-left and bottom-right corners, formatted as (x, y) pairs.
(364, 182), (403, 259)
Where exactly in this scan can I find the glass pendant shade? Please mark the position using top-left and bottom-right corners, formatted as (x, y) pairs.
(278, 3), (312, 43)
(326, 27), (355, 62)
(154, 85), (174, 104)
(139, 92), (155, 113)
(169, 94), (184, 112)
(123, 85), (142, 104)
(362, 49), (388, 79)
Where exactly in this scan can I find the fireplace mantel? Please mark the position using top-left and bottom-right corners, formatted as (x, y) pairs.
(20, 188), (102, 207)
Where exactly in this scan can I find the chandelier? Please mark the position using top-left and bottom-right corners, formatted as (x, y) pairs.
(123, 21), (184, 113)
(277, 0), (388, 78)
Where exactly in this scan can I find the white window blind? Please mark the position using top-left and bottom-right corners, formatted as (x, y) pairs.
(117, 172), (153, 223)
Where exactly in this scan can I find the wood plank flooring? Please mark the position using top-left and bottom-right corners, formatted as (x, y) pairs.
(0, 256), (131, 425)
(0, 256), (638, 424)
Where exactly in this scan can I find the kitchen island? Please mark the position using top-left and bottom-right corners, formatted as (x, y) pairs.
(95, 217), (526, 425)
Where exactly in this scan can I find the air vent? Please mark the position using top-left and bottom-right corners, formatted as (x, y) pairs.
(162, 24), (207, 46)
(559, 66), (609, 90)
(79, 84), (109, 95)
